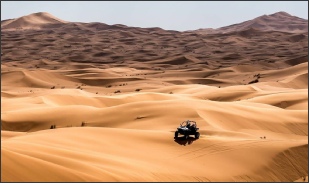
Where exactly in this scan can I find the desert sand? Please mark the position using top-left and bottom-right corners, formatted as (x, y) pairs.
(1, 12), (308, 182)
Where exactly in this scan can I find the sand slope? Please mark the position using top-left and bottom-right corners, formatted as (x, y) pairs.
(193, 11), (308, 34)
(2, 127), (307, 182)
(1, 12), (67, 30)
(1, 11), (308, 182)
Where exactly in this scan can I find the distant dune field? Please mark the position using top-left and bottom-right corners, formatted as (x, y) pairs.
(1, 11), (308, 182)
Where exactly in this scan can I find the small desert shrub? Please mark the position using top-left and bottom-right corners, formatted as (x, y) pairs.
(106, 85), (112, 88)
(81, 121), (86, 126)
(114, 90), (121, 93)
(51, 86), (55, 89)
(254, 73), (261, 78)
(248, 79), (259, 84)
(50, 125), (56, 129)
(135, 88), (142, 92)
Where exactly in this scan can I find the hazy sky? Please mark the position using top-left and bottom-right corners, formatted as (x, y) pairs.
(1, 1), (308, 31)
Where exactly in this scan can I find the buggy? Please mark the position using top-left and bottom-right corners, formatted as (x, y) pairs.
(175, 120), (200, 139)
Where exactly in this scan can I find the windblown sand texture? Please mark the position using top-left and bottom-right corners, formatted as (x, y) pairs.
(1, 11), (308, 182)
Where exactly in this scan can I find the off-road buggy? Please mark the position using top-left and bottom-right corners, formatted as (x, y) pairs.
(175, 120), (200, 139)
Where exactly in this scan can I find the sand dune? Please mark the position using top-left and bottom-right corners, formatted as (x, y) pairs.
(2, 127), (307, 182)
(193, 11), (308, 34)
(1, 12), (67, 30)
(1, 11), (308, 182)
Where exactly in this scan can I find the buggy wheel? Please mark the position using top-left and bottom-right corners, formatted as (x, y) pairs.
(174, 131), (178, 138)
(195, 132), (200, 139)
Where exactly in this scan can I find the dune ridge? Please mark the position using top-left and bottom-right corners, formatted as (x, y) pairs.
(193, 11), (308, 34)
(1, 12), (67, 30)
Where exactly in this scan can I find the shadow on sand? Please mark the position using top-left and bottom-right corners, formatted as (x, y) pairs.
(174, 136), (198, 146)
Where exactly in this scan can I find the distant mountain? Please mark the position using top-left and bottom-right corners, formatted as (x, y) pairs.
(1, 12), (68, 30)
(1, 11), (307, 68)
(2, 11), (307, 34)
(192, 11), (308, 34)
(1, 12), (171, 33)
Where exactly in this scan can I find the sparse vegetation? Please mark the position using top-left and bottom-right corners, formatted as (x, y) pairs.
(254, 73), (261, 79)
(114, 90), (121, 93)
(135, 88), (142, 92)
(50, 125), (56, 129)
(51, 86), (55, 89)
(248, 78), (259, 84)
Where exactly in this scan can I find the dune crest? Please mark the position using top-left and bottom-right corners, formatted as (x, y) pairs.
(193, 11), (308, 34)
(1, 12), (68, 30)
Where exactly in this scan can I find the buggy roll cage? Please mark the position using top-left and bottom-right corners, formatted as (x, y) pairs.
(180, 120), (197, 127)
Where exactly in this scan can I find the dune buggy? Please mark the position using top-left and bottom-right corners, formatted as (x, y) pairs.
(175, 120), (200, 139)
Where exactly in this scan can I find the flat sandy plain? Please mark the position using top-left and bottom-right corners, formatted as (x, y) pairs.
(1, 12), (308, 182)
